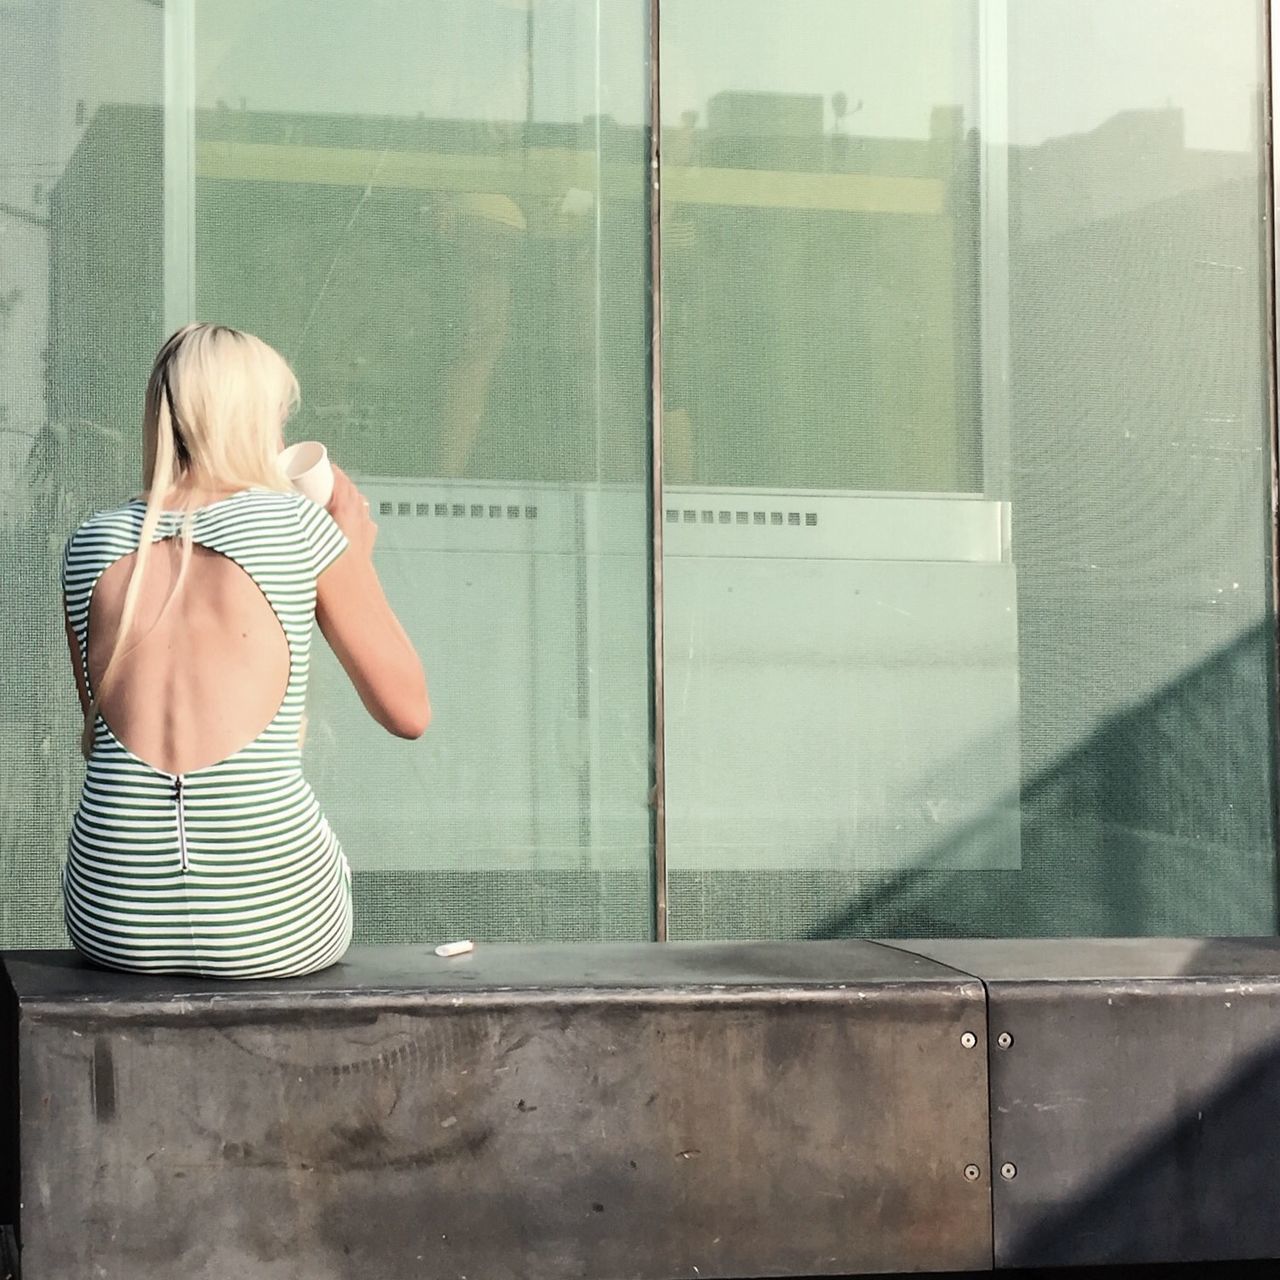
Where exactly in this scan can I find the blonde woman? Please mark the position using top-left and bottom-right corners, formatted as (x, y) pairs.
(60, 323), (429, 978)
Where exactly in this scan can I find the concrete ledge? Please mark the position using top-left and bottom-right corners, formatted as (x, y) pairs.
(2, 942), (991, 1280)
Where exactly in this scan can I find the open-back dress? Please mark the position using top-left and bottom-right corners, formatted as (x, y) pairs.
(60, 489), (353, 978)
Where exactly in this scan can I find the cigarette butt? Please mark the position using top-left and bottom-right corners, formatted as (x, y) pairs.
(434, 940), (475, 958)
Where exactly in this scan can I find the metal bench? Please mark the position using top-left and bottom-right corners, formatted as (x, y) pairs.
(4, 938), (1280, 1278)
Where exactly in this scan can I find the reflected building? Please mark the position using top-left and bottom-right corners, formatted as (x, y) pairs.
(1, 0), (1276, 947)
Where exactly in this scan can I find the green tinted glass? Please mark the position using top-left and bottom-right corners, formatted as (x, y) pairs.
(661, 0), (1277, 938)
(2, 1), (1275, 949)
(2, 0), (654, 946)
(190, 0), (654, 942)
(3, 1), (165, 944)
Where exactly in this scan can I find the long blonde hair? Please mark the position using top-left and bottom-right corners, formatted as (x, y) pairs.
(82, 323), (300, 756)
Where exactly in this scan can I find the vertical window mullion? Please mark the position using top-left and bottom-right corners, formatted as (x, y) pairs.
(648, 0), (669, 941)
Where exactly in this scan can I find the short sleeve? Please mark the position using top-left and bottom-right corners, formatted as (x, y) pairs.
(60, 530), (75, 597)
(60, 525), (92, 670)
(61, 524), (90, 614)
(295, 496), (349, 578)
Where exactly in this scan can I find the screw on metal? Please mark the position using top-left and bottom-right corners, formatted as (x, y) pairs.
(960, 1032), (977, 1049)
(1001, 1163), (1017, 1180)
(996, 1032), (1014, 1050)
(963, 1164), (981, 1182)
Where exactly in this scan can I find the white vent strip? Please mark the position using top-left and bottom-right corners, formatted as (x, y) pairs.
(370, 499), (817, 530)
(667, 507), (818, 529)
(356, 482), (1007, 563)
(375, 500), (541, 520)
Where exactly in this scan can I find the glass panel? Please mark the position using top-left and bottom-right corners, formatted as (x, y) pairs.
(661, 0), (1277, 938)
(999, 0), (1275, 936)
(2, 0), (166, 945)
(5, 0), (1276, 950)
(660, 1), (980, 492)
(191, 0), (654, 941)
(1, 0), (653, 948)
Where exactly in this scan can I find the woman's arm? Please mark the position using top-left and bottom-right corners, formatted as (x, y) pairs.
(64, 608), (90, 716)
(315, 467), (430, 739)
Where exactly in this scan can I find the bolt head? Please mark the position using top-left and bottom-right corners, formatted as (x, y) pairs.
(963, 1164), (981, 1182)
(1001, 1162), (1017, 1180)
(996, 1032), (1013, 1049)
(960, 1032), (977, 1049)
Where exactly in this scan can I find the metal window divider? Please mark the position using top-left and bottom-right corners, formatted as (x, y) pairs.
(648, 0), (669, 942)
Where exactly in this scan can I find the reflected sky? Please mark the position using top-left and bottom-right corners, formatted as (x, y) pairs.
(0, 0), (1269, 487)
(196, 0), (647, 129)
(189, 0), (1262, 149)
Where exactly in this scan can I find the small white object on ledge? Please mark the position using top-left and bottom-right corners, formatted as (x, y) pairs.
(434, 940), (475, 958)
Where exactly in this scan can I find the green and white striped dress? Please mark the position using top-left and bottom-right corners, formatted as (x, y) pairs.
(61, 489), (353, 979)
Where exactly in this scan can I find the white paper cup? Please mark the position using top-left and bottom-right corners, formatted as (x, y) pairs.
(280, 441), (334, 507)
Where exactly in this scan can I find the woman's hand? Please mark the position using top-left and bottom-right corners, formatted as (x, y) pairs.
(327, 465), (378, 558)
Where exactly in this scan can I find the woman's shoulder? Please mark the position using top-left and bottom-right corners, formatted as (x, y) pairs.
(61, 502), (144, 589)
(207, 490), (344, 561)
(226, 488), (328, 533)
(237, 487), (303, 507)
(64, 500), (143, 549)
(63, 489), (324, 558)
(216, 488), (305, 518)
(214, 490), (347, 577)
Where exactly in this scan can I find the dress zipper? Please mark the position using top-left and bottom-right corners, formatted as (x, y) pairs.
(173, 775), (190, 873)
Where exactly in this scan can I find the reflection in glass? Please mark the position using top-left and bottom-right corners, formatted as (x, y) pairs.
(2, 0), (1276, 950)
(193, 0), (648, 487)
(2, 0), (165, 945)
(189, 0), (654, 942)
(1002, 0), (1275, 938)
(660, 0), (981, 492)
(661, 0), (1277, 939)
(0, 0), (654, 947)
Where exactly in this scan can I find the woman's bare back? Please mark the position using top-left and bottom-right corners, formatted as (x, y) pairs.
(88, 539), (291, 775)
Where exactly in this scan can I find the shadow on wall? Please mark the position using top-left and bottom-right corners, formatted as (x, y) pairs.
(805, 621), (1278, 940)
(1003, 1034), (1280, 1268)
(875, 1264), (1277, 1279)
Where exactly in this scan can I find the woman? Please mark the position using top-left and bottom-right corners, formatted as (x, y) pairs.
(60, 323), (429, 978)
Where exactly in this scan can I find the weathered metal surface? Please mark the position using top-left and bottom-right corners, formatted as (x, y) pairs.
(3, 942), (992, 1280)
(891, 938), (1280, 1269)
(3, 938), (978, 1001)
(1, 1226), (19, 1280)
(0, 966), (16, 1258)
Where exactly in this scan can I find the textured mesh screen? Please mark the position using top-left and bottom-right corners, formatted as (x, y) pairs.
(1, 1), (164, 945)
(661, 0), (1279, 939)
(1, 0), (653, 946)
(197, 0), (654, 943)
(2, 0), (1277, 949)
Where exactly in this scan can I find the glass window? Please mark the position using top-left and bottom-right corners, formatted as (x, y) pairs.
(660, 0), (1276, 938)
(2, 0), (654, 946)
(2, 0), (1276, 949)
(189, 0), (655, 941)
(3, 0), (166, 945)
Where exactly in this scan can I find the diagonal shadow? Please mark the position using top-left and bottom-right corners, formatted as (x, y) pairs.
(999, 1033), (1280, 1268)
(805, 621), (1278, 940)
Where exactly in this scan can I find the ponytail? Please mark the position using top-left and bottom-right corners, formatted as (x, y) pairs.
(80, 342), (196, 757)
